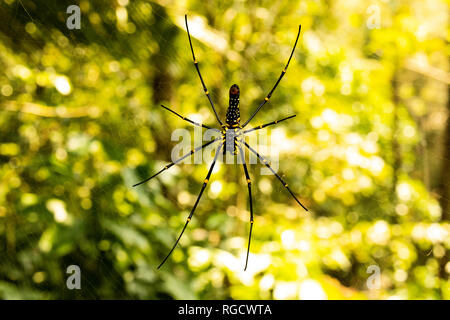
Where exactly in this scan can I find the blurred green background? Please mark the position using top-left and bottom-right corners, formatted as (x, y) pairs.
(0, 0), (449, 299)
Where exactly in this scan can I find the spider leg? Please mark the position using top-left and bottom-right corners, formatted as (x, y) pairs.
(241, 114), (296, 135)
(237, 144), (254, 271)
(243, 141), (308, 211)
(132, 137), (220, 187)
(157, 143), (223, 269)
(160, 105), (220, 131)
(185, 15), (224, 126)
(242, 25), (301, 128)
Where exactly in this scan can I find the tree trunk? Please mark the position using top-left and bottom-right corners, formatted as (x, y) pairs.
(438, 83), (450, 220)
(391, 69), (401, 210)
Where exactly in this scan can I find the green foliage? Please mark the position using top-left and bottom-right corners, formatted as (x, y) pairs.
(0, 0), (448, 299)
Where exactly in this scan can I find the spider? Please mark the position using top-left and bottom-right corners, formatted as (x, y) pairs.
(133, 15), (308, 270)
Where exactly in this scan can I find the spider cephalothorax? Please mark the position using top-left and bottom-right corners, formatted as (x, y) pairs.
(133, 15), (307, 271)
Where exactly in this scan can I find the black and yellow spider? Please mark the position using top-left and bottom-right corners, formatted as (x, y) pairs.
(133, 15), (307, 270)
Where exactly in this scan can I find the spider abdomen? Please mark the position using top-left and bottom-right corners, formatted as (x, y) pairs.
(226, 84), (240, 127)
(226, 106), (240, 126)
